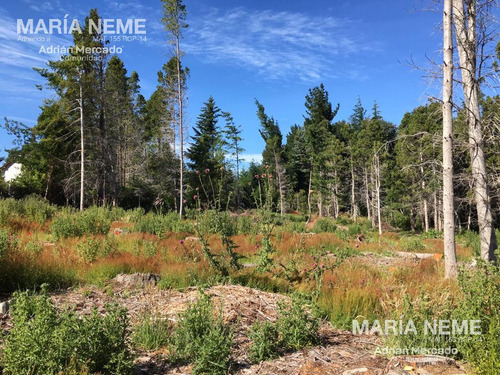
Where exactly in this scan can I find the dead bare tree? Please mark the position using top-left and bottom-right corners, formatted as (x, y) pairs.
(452, 0), (498, 262)
(443, 0), (458, 278)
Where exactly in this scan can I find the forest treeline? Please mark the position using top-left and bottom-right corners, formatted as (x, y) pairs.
(2, 8), (500, 234)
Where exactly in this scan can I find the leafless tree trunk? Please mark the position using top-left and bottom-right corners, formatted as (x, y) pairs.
(433, 190), (439, 230)
(421, 161), (429, 232)
(274, 152), (285, 216)
(443, 0), (458, 278)
(453, 0), (497, 262)
(78, 72), (85, 212)
(364, 166), (372, 221)
(175, 40), (185, 219)
(374, 154), (383, 235)
(351, 163), (358, 221)
(307, 169), (313, 218)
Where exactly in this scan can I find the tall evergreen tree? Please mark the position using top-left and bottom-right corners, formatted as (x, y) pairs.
(303, 84), (339, 216)
(256, 100), (286, 215)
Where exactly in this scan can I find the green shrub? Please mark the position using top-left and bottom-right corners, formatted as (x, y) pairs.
(131, 313), (171, 351)
(313, 218), (337, 233)
(457, 230), (480, 257)
(23, 240), (43, 255)
(0, 228), (11, 258)
(134, 212), (193, 237)
(400, 236), (426, 252)
(77, 237), (102, 263)
(276, 295), (320, 351)
(0, 198), (17, 225)
(0, 196), (57, 225)
(169, 290), (232, 374)
(453, 259), (500, 374)
(384, 291), (454, 353)
(51, 206), (113, 239)
(142, 240), (158, 258)
(335, 216), (354, 225)
(248, 295), (320, 363)
(1, 286), (132, 374)
(126, 206), (145, 223)
(76, 237), (116, 263)
(237, 215), (255, 235)
(19, 195), (58, 224)
(248, 321), (279, 362)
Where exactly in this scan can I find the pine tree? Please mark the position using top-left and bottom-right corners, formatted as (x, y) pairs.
(256, 100), (286, 215)
(303, 84), (339, 216)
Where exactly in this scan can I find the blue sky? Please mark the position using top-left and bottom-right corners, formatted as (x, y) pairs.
(0, 0), (446, 164)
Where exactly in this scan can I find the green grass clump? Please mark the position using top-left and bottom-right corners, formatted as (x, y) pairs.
(169, 290), (232, 374)
(131, 312), (171, 351)
(1, 286), (132, 374)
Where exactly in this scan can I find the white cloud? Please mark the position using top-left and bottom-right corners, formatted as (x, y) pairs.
(240, 153), (263, 164)
(183, 7), (377, 82)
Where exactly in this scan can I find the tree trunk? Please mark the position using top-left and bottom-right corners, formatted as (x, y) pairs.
(350, 162), (357, 221)
(275, 153), (285, 216)
(307, 169), (313, 218)
(334, 169), (340, 218)
(374, 155), (382, 235)
(453, 0), (497, 262)
(420, 158), (429, 232)
(364, 166), (371, 221)
(79, 74), (85, 212)
(433, 190), (439, 231)
(443, 0), (458, 278)
(176, 37), (184, 219)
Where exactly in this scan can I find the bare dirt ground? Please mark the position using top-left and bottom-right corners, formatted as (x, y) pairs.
(0, 277), (470, 375)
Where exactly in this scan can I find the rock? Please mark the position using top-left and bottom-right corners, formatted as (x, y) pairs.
(112, 273), (159, 287)
(342, 368), (369, 375)
(0, 300), (9, 314)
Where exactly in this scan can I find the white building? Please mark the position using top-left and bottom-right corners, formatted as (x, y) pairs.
(2, 163), (22, 183)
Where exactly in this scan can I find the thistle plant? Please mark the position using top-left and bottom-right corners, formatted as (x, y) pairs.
(254, 168), (277, 273)
(192, 167), (242, 276)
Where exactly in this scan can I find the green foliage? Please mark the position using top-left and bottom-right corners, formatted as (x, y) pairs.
(313, 218), (337, 233)
(453, 259), (500, 374)
(321, 288), (381, 329)
(169, 290), (232, 374)
(0, 228), (11, 258)
(133, 212), (193, 236)
(236, 214), (256, 235)
(248, 321), (279, 362)
(384, 291), (454, 352)
(195, 210), (242, 276)
(0, 196), (58, 225)
(23, 240), (43, 255)
(51, 206), (114, 239)
(400, 236), (426, 252)
(457, 230), (481, 257)
(276, 295), (320, 351)
(248, 295), (320, 363)
(131, 313), (171, 351)
(1, 286), (132, 374)
(76, 236), (116, 263)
